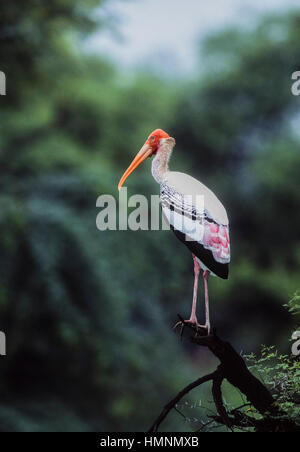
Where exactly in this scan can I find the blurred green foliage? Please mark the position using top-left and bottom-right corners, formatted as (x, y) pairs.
(0, 0), (299, 431)
(243, 298), (300, 431)
(284, 292), (300, 320)
(246, 347), (300, 428)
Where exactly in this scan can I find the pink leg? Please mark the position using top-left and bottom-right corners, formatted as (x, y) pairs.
(189, 255), (200, 323)
(173, 257), (210, 336)
(203, 270), (211, 333)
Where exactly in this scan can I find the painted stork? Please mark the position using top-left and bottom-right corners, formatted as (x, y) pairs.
(118, 129), (230, 334)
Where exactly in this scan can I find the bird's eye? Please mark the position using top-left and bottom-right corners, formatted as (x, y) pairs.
(151, 135), (155, 141)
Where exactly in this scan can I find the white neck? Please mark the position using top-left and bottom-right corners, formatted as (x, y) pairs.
(151, 137), (176, 184)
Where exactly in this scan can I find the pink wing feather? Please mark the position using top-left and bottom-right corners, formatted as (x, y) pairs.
(202, 220), (230, 264)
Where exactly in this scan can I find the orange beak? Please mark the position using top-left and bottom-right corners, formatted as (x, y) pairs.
(118, 142), (153, 191)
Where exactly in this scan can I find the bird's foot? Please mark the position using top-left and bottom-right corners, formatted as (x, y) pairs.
(173, 316), (209, 339)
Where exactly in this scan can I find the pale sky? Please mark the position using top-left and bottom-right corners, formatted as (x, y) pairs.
(86, 0), (300, 75)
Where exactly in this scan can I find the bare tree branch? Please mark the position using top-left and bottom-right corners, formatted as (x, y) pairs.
(147, 371), (218, 433)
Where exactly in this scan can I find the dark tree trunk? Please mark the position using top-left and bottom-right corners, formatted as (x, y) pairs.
(148, 319), (300, 433)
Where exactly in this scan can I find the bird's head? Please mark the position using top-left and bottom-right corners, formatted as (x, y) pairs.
(118, 129), (170, 191)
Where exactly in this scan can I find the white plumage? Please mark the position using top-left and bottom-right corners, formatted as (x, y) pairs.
(163, 171), (229, 226)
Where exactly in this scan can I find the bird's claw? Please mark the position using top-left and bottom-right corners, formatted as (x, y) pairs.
(173, 320), (186, 340)
(173, 318), (210, 339)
